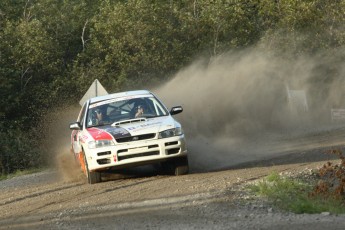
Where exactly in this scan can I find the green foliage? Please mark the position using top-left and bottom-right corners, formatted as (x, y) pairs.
(76, 1), (195, 89)
(258, 0), (345, 54)
(0, 127), (42, 175)
(254, 172), (310, 201)
(0, 168), (43, 181)
(1, 19), (61, 129)
(72, 0), (263, 91)
(250, 171), (345, 214)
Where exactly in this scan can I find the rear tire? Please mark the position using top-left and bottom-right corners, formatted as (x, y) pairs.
(84, 153), (101, 184)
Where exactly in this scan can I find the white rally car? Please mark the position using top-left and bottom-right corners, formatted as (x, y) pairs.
(70, 90), (188, 184)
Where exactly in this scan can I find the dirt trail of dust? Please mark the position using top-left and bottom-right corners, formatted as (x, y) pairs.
(41, 105), (84, 182)
(154, 48), (345, 171)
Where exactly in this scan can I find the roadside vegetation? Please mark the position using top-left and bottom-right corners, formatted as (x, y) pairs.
(249, 149), (345, 214)
(1, 1), (344, 176)
(0, 168), (43, 181)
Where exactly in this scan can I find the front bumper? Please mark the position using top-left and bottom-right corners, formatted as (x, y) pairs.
(85, 135), (187, 171)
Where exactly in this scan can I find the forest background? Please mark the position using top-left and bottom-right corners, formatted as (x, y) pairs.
(0, 0), (344, 176)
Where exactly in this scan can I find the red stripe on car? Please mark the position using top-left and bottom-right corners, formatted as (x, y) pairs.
(87, 127), (113, 140)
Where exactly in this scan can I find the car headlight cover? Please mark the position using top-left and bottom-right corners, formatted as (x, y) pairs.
(158, 127), (183, 139)
(88, 139), (115, 149)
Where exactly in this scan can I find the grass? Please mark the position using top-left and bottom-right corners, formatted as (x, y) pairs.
(248, 171), (345, 214)
(0, 168), (44, 181)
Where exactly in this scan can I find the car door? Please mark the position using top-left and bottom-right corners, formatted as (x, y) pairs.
(72, 102), (87, 157)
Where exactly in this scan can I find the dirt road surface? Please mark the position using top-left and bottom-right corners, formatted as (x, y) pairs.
(1, 125), (345, 229)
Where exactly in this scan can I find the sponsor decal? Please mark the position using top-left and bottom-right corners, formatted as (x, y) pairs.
(127, 121), (162, 132)
(104, 126), (131, 139)
(88, 126), (132, 139)
(87, 127), (113, 140)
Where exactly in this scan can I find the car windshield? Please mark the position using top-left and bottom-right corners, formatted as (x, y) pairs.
(86, 94), (169, 128)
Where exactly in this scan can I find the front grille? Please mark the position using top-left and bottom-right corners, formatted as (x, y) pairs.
(97, 158), (111, 165)
(97, 151), (111, 156)
(167, 148), (180, 155)
(115, 133), (156, 143)
(118, 151), (159, 161)
(118, 149), (128, 154)
(165, 141), (178, 146)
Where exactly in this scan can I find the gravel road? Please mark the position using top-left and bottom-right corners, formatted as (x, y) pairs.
(1, 125), (345, 229)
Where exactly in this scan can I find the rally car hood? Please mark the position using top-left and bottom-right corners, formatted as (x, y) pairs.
(86, 116), (178, 141)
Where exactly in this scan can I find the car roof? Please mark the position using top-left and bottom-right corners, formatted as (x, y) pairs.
(88, 90), (152, 104)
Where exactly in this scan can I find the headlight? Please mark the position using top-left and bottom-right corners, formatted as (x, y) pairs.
(158, 127), (183, 139)
(88, 140), (115, 149)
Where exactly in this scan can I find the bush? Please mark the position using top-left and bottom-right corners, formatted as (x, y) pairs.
(0, 128), (42, 175)
(310, 149), (345, 201)
(250, 163), (345, 214)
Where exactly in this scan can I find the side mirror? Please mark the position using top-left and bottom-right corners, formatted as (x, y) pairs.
(170, 106), (183, 115)
(69, 122), (81, 130)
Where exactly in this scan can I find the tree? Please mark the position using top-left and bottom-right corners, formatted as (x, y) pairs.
(257, 0), (345, 54)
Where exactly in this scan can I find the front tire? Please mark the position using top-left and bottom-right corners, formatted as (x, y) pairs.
(83, 153), (101, 184)
(161, 156), (189, 176)
(173, 157), (189, 176)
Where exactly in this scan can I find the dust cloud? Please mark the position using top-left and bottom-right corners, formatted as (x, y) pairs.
(154, 47), (345, 171)
(41, 105), (84, 182)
